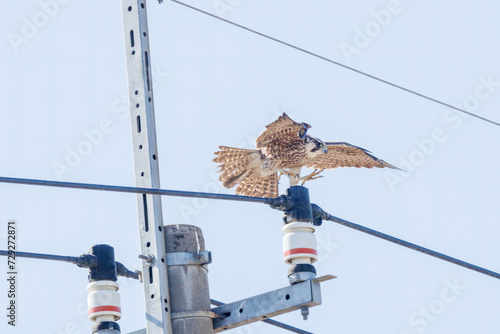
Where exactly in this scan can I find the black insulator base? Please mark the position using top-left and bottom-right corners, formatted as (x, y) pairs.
(92, 321), (121, 333)
(288, 263), (317, 276)
(288, 263), (317, 285)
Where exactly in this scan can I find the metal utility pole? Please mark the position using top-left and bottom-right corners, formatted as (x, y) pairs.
(121, 1), (172, 333)
(165, 225), (213, 333)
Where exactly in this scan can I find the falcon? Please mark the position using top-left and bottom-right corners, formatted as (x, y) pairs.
(213, 113), (399, 198)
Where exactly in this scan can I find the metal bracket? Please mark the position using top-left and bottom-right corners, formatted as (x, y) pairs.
(171, 310), (217, 320)
(211, 279), (323, 332)
(313, 274), (337, 283)
(166, 251), (212, 266)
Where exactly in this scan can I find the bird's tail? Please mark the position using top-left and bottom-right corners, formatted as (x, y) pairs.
(213, 146), (278, 198)
(235, 173), (278, 198)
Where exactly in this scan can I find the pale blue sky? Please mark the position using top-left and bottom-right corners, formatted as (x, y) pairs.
(1, 1), (500, 333)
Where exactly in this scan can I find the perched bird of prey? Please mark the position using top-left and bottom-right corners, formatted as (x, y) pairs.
(213, 113), (399, 198)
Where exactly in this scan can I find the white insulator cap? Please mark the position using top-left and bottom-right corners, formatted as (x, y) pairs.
(87, 280), (121, 322)
(282, 222), (318, 265)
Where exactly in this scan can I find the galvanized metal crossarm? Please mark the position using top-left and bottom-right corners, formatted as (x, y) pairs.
(211, 278), (333, 332)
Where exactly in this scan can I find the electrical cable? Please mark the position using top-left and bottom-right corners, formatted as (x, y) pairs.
(0, 176), (280, 206)
(169, 0), (500, 128)
(311, 204), (500, 280)
(0, 250), (140, 280)
(0, 250), (82, 264)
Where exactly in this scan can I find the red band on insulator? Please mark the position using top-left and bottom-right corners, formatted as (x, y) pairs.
(284, 248), (318, 257)
(88, 305), (121, 315)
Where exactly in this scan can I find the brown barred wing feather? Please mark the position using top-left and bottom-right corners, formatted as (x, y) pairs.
(256, 112), (311, 149)
(306, 142), (400, 170)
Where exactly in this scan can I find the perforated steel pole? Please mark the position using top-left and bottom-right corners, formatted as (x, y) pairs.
(121, 1), (172, 333)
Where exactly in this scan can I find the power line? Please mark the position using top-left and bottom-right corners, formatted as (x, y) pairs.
(1, 175), (499, 281)
(311, 204), (500, 280)
(169, 0), (500, 128)
(0, 176), (280, 206)
(0, 250), (83, 264)
(0, 250), (140, 279)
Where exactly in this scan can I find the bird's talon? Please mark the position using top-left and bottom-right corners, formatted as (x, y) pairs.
(298, 169), (325, 185)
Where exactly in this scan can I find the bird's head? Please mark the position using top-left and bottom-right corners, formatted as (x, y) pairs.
(305, 136), (328, 157)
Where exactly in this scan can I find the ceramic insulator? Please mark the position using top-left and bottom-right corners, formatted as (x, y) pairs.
(282, 222), (318, 265)
(87, 280), (121, 322)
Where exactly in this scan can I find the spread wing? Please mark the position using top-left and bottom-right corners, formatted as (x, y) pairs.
(256, 113), (310, 149)
(305, 142), (399, 170)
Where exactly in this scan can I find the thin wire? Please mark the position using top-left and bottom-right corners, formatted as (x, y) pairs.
(0, 250), (79, 263)
(169, 0), (500, 128)
(0, 176), (280, 205)
(211, 299), (313, 334)
(0, 249), (140, 280)
(312, 208), (500, 280)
